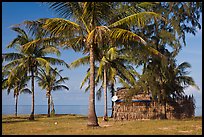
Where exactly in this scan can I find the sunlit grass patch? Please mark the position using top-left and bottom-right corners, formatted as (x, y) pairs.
(2, 114), (202, 135)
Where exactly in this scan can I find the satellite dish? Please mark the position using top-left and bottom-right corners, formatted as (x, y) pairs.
(111, 95), (118, 102)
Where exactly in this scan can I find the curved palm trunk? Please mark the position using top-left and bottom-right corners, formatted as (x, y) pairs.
(103, 65), (108, 121)
(87, 45), (99, 126)
(29, 69), (35, 120)
(47, 91), (51, 117)
(15, 94), (18, 117)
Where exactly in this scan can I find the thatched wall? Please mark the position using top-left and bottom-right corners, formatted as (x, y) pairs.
(113, 88), (195, 121)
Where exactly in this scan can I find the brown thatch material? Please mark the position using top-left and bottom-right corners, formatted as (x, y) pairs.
(113, 88), (195, 121)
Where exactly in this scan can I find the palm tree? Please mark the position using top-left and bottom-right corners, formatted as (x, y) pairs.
(36, 67), (69, 117)
(2, 67), (31, 117)
(35, 2), (165, 126)
(71, 45), (140, 121)
(2, 27), (69, 120)
(137, 47), (199, 119)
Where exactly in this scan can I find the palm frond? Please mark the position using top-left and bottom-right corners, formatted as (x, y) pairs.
(43, 18), (81, 36)
(96, 85), (103, 101)
(55, 77), (69, 85)
(41, 46), (61, 57)
(2, 53), (25, 62)
(44, 2), (83, 19)
(70, 56), (90, 69)
(80, 70), (90, 89)
(20, 88), (32, 94)
(43, 57), (69, 68)
(36, 57), (51, 72)
(109, 28), (147, 45)
(109, 11), (165, 28)
(53, 85), (69, 91)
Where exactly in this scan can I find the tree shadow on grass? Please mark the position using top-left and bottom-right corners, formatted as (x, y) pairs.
(53, 114), (88, 120)
(2, 114), (89, 123)
(2, 115), (41, 124)
(2, 119), (40, 124)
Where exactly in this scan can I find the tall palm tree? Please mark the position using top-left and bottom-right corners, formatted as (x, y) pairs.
(2, 27), (69, 120)
(70, 46), (140, 121)
(2, 67), (31, 117)
(34, 2), (165, 126)
(36, 67), (69, 117)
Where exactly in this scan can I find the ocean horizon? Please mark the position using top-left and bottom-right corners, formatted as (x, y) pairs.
(2, 105), (113, 117)
(2, 105), (202, 117)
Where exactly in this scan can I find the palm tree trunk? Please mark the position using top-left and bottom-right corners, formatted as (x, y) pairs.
(47, 91), (51, 117)
(111, 99), (114, 118)
(164, 99), (167, 119)
(87, 45), (99, 127)
(110, 90), (114, 118)
(110, 83), (115, 118)
(103, 65), (108, 121)
(29, 69), (35, 120)
(15, 94), (18, 117)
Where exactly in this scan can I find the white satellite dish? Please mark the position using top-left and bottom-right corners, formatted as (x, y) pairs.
(111, 95), (118, 102)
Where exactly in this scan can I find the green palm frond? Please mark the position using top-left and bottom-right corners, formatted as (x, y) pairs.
(80, 70), (90, 89)
(118, 76), (131, 88)
(106, 47), (117, 61)
(43, 57), (69, 68)
(95, 57), (106, 83)
(60, 36), (85, 51)
(177, 62), (191, 70)
(7, 27), (29, 48)
(10, 27), (29, 38)
(21, 38), (41, 53)
(2, 53), (25, 62)
(109, 11), (165, 28)
(55, 77), (69, 85)
(22, 37), (61, 54)
(35, 57), (51, 72)
(84, 85), (90, 92)
(109, 28), (147, 45)
(53, 85), (69, 91)
(43, 18), (81, 36)
(22, 19), (50, 38)
(144, 45), (167, 60)
(7, 36), (28, 49)
(81, 2), (114, 27)
(41, 46), (61, 57)
(20, 88), (32, 94)
(108, 67), (117, 84)
(137, 2), (159, 9)
(178, 76), (199, 90)
(70, 56), (89, 69)
(44, 2), (83, 19)
(96, 85), (103, 100)
(87, 26), (110, 46)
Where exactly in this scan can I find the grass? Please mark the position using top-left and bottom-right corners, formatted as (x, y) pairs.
(2, 114), (202, 135)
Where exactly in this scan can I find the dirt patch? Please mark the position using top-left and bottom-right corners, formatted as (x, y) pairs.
(99, 121), (112, 128)
(178, 130), (192, 133)
(158, 127), (169, 130)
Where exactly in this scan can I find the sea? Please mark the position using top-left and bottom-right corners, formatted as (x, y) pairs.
(2, 105), (113, 117)
(2, 105), (202, 117)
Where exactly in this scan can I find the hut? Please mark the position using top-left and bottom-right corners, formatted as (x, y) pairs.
(113, 87), (195, 121)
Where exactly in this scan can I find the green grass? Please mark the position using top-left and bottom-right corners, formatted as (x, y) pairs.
(2, 114), (202, 135)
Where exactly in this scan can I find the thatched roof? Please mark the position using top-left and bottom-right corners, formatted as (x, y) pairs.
(116, 87), (151, 101)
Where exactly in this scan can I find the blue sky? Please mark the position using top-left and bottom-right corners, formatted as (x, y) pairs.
(2, 2), (202, 115)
